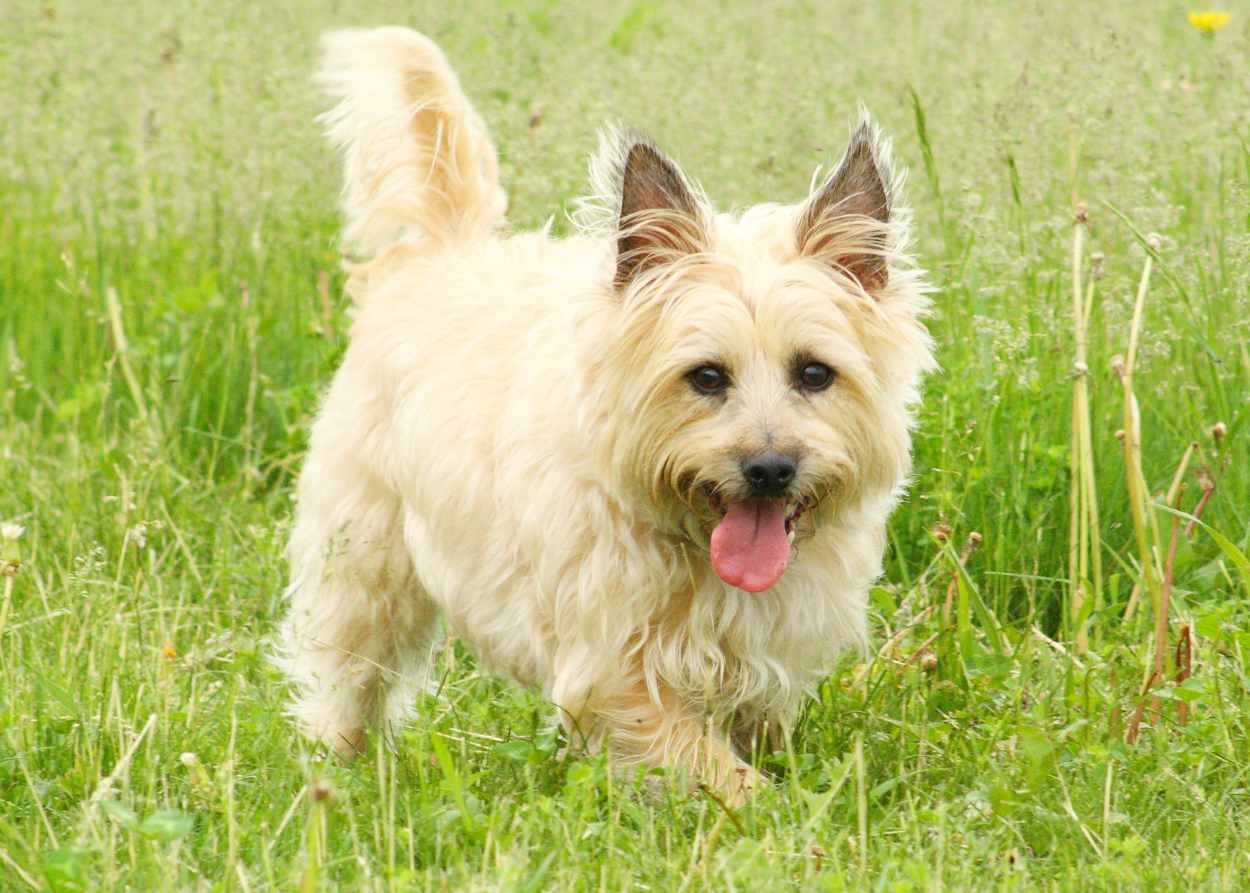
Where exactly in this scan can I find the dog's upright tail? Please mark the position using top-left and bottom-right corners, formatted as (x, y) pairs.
(318, 28), (507, 260)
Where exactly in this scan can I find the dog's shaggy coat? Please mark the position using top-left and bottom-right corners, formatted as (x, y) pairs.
(279, 26), (934, 802)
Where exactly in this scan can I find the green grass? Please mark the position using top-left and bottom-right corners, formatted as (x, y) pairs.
(3, 1), (1249, 889)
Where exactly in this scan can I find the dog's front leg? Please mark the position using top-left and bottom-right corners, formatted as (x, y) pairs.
(573, 672), (764, 806)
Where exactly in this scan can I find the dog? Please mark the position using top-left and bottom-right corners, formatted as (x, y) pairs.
(278, 26), (934, 804)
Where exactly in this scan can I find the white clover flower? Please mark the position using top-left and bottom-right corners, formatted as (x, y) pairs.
(1, 523), (25, 542)
(126, 523), (148, 549)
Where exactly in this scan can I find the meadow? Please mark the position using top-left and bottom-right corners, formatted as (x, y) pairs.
(2, 1), (1249, 889)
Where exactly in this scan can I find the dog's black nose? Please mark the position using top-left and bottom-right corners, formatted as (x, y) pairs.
(742, 452), (797, 496)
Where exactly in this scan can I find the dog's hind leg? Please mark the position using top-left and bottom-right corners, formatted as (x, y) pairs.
(277, 444), (438, 758)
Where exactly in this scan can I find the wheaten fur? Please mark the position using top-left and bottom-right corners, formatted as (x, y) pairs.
(278, 26), (935, 803)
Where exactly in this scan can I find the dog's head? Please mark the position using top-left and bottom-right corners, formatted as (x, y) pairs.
(581, 118), (934, 593)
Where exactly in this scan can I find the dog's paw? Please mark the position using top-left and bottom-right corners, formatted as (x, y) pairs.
(719, 761), (765, 808)
(324, 726), (366, 762)
(696, 758), (765, 808)
(639, 770), (672, 805)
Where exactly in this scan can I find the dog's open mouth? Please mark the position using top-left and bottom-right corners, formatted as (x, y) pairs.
(704, 491), (810, 593)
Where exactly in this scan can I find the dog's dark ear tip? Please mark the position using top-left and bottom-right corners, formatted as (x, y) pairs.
(796, 116), (895, 294)
(612, 135), (704, 288)
(619, 140), (697, 221)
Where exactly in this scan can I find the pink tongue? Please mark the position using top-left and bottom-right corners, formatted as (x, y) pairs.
(710, 498), (791, 593)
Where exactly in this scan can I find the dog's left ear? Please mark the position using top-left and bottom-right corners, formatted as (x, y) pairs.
(612, 137), (707, 288)
(796, 119), (894, 295)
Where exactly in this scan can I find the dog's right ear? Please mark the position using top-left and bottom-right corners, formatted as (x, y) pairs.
(796, 118), (896, 296)
(595, 132), (707, 288)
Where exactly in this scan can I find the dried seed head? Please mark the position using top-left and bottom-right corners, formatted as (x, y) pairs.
(1146, 232), (1163, 251)
(1115, 429), (1126, 443)
(932, 521), (953, 543)
(1110, 355), (1126, 377)
(968, 531), (984, 546)
(1074, 202), (1089, 224)
(310, 778), (334, 803)
(1, 561), (18, 577)
(1090, 252), (1105, 280)
(920, 650), (938, 672)
(1210, 422), (1227, 443)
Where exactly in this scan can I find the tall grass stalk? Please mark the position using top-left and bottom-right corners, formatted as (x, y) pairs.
(1067, 204), (1102, 652)
(1114, 245), (1167, 740)
(105, 286), (151, 428)
(300, 780), (330, 893)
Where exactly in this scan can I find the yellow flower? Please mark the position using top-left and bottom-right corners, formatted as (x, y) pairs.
(1188, 11), (1231, 33)
(162, 643), (178, 659)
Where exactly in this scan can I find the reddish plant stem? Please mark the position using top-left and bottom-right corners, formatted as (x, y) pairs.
(1125, 671), (1161, 745)
(941, 532), (983, 628)
(1175, 625), (1193, 726)
(1184, 475), (1216, 540)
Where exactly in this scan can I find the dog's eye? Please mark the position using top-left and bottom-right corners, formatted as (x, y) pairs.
(687, 364), (730, 395)
(797, 362), (836, 392)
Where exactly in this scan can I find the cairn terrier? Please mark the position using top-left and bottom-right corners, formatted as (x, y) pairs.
(279, 26), (933, 803)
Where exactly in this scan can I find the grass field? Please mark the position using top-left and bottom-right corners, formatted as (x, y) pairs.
(3, 1), (1249, 889)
